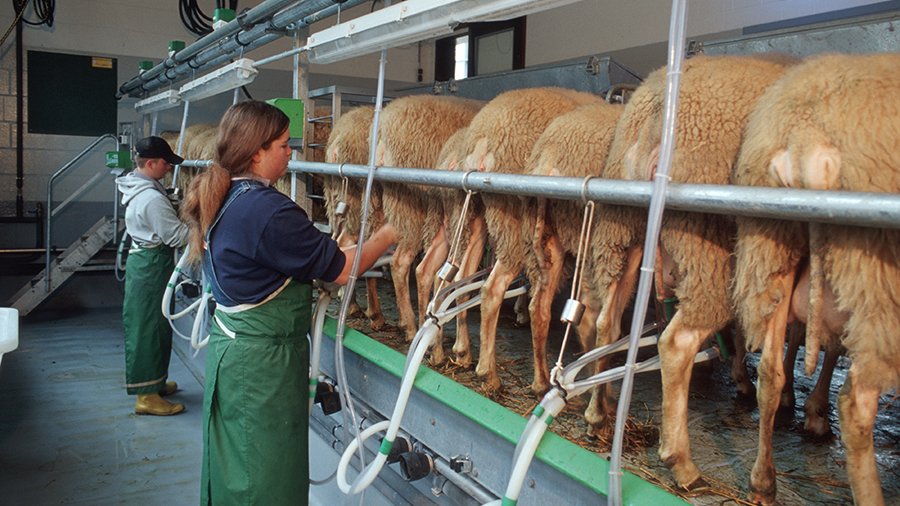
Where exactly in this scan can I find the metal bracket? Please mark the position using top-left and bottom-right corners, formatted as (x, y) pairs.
(585, 55), (601, 75)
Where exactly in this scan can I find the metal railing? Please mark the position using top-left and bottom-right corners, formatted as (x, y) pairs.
(177, 158), (900, 230)
(45, 134), (119, 291)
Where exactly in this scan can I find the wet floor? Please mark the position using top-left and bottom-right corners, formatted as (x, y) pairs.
(336, 280), (899, 505)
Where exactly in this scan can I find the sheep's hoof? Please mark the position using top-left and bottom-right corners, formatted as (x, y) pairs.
(803, 406), (833, 439)
(367, 314), (386, 331)
(748, 485), (777, 505)
(428, 349), (446, 367)
(678, 475), (709, 493)
(346, 301), (364, 318)
(480, 375), (501, 394)
(530, 379), (550, 397)
(451, 352), (472, 368)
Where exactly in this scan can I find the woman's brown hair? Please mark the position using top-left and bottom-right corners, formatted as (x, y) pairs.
(180, 100), (290, 264)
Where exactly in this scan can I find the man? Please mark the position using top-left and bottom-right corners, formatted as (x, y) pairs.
(115, 136), (189, 415)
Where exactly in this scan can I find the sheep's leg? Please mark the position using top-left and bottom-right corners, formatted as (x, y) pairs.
(451, 218), (485, 368)
(476, 261), (519, 393)
(365, 278), (385, 330)
(528, 233), (565, 395)
(585, 245), (643, 433)
(838, 370), (884, 506)
(780, 322), (802, 410)
(417, 228), (449, 364)
(726, 325), (756, 399)
(748, 272), (794, 505)
(514, 293), (530, 326)
(391, 243), (419, 342)
(657, 311), (714, 491)
(803, 345), (839, 437)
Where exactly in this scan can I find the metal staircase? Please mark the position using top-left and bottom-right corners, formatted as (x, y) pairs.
(7, 133), (124, 316)
(10, 216), (120, 316)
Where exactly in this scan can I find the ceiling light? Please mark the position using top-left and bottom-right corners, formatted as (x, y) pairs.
(134, 90), (182, 114)
(178, 58), (258, 102)
(307, 0), (583, 64)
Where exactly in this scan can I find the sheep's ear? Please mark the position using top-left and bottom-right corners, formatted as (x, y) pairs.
(768, 149), (794, 187)
(801, 145), (841, 190)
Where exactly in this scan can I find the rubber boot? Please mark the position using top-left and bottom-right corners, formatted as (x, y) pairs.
(160, 381), (178, 396)
(135, 393), (185, 416)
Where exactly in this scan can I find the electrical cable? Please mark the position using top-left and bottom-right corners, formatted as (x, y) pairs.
(0, 0), (30, 48)
(14, 0), (53, 27)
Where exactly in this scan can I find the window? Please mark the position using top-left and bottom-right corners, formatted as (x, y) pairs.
(435, 17), (525, 81)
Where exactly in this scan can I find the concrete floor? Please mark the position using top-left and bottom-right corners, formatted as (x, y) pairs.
(0, 307), (204, 506)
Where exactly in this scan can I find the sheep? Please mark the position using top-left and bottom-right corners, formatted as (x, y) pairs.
(156, 123), (216, 193)
(583, 55), (794, 490)
(423, 126), (484, 366)
(732, 52), (900, 506)
(524, 101), (623, 394)
(460, 87), (603, 392)
(323, 106), (386, 329)
(374, 95), (483, 342)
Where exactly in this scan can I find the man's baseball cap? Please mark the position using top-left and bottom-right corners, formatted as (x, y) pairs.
(135, 136), (184, 165)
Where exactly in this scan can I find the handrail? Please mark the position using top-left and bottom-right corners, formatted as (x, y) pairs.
(45, 133), (119, 291)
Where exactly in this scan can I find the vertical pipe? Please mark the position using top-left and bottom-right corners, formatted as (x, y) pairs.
(15, 11), (23, 217)
(172, 101), (191, 192)
(607, 1), (688, 504)
(150, 112), (159, 136)
(334, 46), (388, 505)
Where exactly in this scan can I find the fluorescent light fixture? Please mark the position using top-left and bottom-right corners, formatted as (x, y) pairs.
(178, 58), (258, 102)
(134, 90), (182, 114)
(307, 0), (583, 64)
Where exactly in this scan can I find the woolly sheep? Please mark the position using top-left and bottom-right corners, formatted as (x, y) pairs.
(461, 86), (602, 392)
(375, 95), (482, 342)
(424, 126), (486, 366)
(323, 106), (386, 328)
(585, 55), (793, 490)
(523, 101), (623, 393)
(732, 52), (900, 506)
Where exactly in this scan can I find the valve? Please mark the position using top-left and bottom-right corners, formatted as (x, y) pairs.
(181, 281), (201, 299)
(314, 382), (342, 415)
(384, 436), (412, 464)
(398, 451), (433, 482)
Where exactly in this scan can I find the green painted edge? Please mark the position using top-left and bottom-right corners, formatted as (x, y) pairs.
(322, 317), (687, 505)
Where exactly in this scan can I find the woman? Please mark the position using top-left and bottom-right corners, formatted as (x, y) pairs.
(181, 101), (396, 505)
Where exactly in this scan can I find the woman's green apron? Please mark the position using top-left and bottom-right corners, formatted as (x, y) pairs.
(200, 278), (312, 505)
(122, 245), (174, 394)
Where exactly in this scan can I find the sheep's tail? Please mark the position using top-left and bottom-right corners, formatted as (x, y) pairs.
(804, 223), (827, 376)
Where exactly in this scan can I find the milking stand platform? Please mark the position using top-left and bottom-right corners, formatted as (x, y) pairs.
(308, 316), (685, 506)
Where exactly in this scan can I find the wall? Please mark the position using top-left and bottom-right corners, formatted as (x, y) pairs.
(526, 0), (889, 75)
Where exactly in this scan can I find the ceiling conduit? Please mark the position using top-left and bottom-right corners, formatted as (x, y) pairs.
(118, 0), (368, 99)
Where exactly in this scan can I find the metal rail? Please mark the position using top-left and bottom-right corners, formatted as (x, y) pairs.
(177, 159), (900, 229)
(294, 161), (900, 229)
(45, 134), (119, 291)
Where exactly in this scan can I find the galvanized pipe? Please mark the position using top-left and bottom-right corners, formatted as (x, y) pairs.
(118, 0), (369, 98)
(117, 0), (297, 98)
(283, 161), (900, 229)
(45, 134), (119, 291)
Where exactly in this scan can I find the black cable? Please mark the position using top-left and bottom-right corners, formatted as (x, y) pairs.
(179, 0), (214, 37)
(13, 0), (54, 27)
